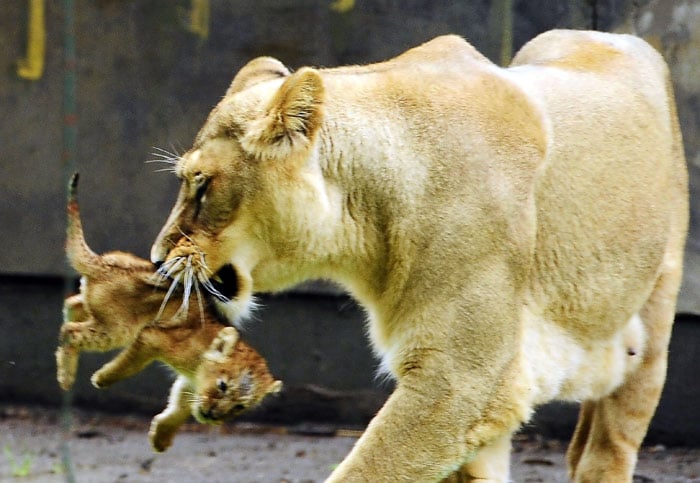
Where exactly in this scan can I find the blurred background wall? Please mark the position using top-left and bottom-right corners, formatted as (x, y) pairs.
(1, 0), (699, 443)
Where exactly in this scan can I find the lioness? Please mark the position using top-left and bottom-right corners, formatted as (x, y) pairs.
(57, 175), (281, 451)
(150, 30), (687, 482)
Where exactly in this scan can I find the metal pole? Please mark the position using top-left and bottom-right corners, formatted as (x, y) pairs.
(60, 0), (77, 481)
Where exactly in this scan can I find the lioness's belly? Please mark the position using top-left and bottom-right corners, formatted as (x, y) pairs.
(521, 308), (645, 404)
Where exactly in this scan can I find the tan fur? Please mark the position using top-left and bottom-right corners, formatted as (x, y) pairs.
(151, 30), (687, 482)
(56, 175), (281, 452)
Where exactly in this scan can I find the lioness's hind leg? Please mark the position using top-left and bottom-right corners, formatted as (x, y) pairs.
(568, 268), (680, 483)
(442, 432), (512, 483)
(566, 400), (595, 476)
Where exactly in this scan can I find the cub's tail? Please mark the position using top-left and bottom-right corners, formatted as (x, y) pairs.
(66, 173), (102, 275)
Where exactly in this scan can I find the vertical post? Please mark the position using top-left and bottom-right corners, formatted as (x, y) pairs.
(60, 0), (77, 481)
(17, 0), (46, 80)
(189, 0), (210, 39)
(487, 0), (513, 66)
(499, 0), (513, 67)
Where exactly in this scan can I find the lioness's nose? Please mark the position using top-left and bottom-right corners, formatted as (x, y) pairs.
(150, 243), (166, 265)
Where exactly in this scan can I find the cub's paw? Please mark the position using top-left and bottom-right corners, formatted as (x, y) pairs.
(90, 370), (113, 389)
(55, 346), (78, 391)
(148, 418), (175, 453)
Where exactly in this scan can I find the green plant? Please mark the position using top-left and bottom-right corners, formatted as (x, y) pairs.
(51, 461), (65, 475)
(3, 445), (34, 478)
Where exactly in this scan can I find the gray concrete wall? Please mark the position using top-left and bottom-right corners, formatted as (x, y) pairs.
(2, 0), (699, 443)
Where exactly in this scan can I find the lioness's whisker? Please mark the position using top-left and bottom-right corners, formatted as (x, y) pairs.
(192, 254), (231, 303)
(145, 160), (176, 165)
(183, 257), (194, 301)
(147, 148), (181, 174)
(197, 271), (230, 302)
(193, 276), (206, 327)
(149, 146), (181, 162)
(155, 272), (183, 323)
(159, 257), (185, 279)
(153, 167), (178, 174)
(176, 257), (195, 318)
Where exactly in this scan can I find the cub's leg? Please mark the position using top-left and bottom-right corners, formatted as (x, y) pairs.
(55, 345), (79, 391)
(567, 266), (681, 482)
(64, 294), (87, 321)
(90, 338), (156, 388)
(59, 292), (131, 354)
(149, 376), (193, 452)
(58, 321), (115, 351)
(57, 319), (143, 389)
(57, 296), (118, 390)
(442, 432), (512, 482)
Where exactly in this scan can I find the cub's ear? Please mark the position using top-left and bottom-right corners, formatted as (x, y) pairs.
(241, 67), (325, 161)
(207, 326), (240, 360)
(269, 380), (283, 394)
(226, 57), (290, 97)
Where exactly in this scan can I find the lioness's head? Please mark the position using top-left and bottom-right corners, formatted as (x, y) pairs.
(151, 57), (332, 321)
(193, 327), (282, 424)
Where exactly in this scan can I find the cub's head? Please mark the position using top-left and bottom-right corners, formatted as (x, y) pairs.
(150, 57), (329, 321)
(193, 326), (282, 424)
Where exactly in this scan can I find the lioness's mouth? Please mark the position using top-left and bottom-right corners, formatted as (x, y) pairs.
(210, 264), (239, 300)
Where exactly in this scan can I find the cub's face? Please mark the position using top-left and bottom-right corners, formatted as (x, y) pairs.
(151, 57), (326, 320)
(192, 327), (282, 424)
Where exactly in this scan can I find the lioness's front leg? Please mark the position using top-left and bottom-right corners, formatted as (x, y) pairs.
(441, 432), (513, 483)
(326, 351), (527, 482)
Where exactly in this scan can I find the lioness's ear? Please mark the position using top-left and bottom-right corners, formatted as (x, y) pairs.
(241, 67), (325, 161)
(226, 57), (290, 97)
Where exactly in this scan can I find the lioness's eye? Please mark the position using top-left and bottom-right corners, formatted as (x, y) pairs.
(217, 379), (228, 393)
(194, 173), (210, 202)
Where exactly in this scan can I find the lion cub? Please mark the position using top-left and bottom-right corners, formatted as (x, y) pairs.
(56, 174), (282, 451)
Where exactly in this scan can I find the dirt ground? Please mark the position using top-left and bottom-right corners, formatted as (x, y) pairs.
(1, 404), (699, 483)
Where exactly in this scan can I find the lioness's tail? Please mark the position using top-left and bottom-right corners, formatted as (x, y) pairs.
(66, 173), (101, 275)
